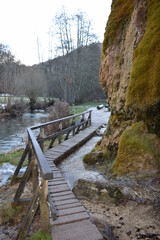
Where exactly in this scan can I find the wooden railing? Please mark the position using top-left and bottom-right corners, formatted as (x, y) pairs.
(12, 110), (92, 240)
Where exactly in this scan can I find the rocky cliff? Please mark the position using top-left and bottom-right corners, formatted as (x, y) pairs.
(98, 0), (160, 175)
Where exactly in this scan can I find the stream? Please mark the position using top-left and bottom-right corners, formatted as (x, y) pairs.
(59, 129), (107, 189)
(0, 111), (49, 153)
(0, 108), (110, 187)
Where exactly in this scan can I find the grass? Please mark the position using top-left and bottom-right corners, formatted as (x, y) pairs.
(1, 203), (22, 225)
(0, 149), (27, 167)
(31, 230), (52, 240)
(70, 101), (107, 115)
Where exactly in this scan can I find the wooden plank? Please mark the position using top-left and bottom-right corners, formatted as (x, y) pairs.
(51, 220), (103, 240)
(48, 190), (71, 197)
(48, 180), (67, 186)
(52, 193), (75, 201)
(49, 185), (70, 193)
(52, 172), (63, 179)
(56, 202), (82, 210)
(58, 206), (86, 217)
(54, 198), (79, 206)
(48, 178), (65, 183)
(50, 212), (90, 226)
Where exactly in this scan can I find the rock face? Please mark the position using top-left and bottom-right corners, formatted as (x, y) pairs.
(98, 0), (160, 175)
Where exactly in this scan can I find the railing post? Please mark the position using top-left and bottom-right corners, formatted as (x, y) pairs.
(81, 114), (85, 130)
(72, 117), (75, 136)
(28, 139), (32, 163)
(40, 178), (50, 232)
(39, 127), (44, 152)
(58, 121), (62, 144)
(88, 110), (92, 126)
(32, 151), (38, 192)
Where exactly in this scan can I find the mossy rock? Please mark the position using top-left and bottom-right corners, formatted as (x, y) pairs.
(126, 0), (160, 111)
(102, 0), (133, 56)
(112, 122), (160, 175)
(73, 179), (124, 204)
(83, 152), (103, 165)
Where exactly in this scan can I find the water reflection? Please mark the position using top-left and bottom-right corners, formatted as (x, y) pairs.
(0, 112), (48, 153)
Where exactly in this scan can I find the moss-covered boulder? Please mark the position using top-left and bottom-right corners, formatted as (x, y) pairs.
(83, 152), (103, 165)
(98, 0), (160, 176)
(112, 122), (160, 175)
(126, 0), (160, 111)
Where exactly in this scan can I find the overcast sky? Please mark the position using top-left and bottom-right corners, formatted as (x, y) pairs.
(0, 0), (112, 65)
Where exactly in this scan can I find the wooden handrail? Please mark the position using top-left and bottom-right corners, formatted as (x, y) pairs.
(30, 110), (92, 130)
(13, 109), (92, 239)
(27, 128), (53, 180)
(38, 119), (88, 142)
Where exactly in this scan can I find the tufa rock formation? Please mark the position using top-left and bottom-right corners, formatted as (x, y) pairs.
(96, 0), (160, 175)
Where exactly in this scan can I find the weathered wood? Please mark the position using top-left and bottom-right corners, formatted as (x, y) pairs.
(31, 110), (92, 130)
(39, 119), (88, 142)
(51, 220), (103, 240)
(51, 212), (90, 226)
(52, 193), (75, 201)
(64, 129), (71, 140)
(53, 199), (80, 206)
(32, 152), (38, 192)
(48, 193), (57, 220)
(58, 121), (63, 144)
(16, 185), (40, 240)
(48, 136), (56, 149)
(11, 198), (31, 207)
(58, 206), (86, 217)
(13, 159), (33, 204)
(12, 144), (29, 182)
(72, 117), (76, 136)
(39, 127), (44, 151)
(40, 178), (50, 232)
(28, 128), (53, 180)
(56, 202), (82, 210)
(49, 185), (70, 193)
(12, 109), (105, 240)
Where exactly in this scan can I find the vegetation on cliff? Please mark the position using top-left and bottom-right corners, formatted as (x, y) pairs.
(102, 0), (133, 56)
(112, 122), (160, 175)
(126, 0), (160, 111)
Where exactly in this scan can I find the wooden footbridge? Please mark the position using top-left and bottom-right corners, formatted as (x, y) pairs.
(12, 110), (104, 240)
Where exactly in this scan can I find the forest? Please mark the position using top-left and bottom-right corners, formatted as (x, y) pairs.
(0, 10), (105, 113)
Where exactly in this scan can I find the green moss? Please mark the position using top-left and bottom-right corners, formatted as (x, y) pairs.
(31, 230), (52, 240)
(102, 0), (133, 56)
(83, 152), (103, 165)
(0, 203), (22, 225)
(112, 122), (160, 175)
(126, 0), (160, 111)
(0, 149), (27, 167)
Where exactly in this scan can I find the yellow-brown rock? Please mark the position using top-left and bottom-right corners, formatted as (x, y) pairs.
(98, 0), (160, 175)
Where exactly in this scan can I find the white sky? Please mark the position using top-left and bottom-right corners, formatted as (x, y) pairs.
(0, 0), (112, 66)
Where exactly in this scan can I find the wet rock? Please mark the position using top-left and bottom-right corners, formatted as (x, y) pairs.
(3, 226), (9, 235)
(83, 152), (103, 165)
(73, 179), (124, 204)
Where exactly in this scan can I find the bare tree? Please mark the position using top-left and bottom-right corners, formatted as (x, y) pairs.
(48, 8), (98, 104)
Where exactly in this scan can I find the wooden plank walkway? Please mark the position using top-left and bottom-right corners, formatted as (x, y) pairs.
(45, 122), (104, 240)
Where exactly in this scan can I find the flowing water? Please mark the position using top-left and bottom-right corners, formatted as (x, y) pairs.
(59, 127), (108, 189)
(0, 108), (110, 187)
(0, 111), (48, 153)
